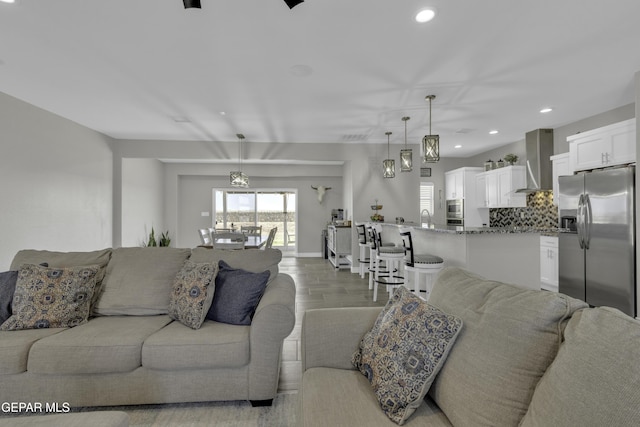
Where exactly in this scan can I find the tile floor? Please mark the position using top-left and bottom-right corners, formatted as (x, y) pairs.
(277, 257), (389, 392)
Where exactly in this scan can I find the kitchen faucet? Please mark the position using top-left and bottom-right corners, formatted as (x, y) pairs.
(421, 209), (432, 227)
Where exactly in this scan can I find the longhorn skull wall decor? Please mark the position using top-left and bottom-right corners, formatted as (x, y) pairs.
(311, 185), (331, 204)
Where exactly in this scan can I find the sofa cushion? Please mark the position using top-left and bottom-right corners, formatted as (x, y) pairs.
(94, 247), (191, 316)
(10, 249), (112, 272)
(189, 247), (281, 282)
(300, 367), (453, 427)
(0, 328), (66, 374)
(352, 286), (463, 425)
(426, 267), (588, 427)
(168, 260), (218, 330)
(520, 307), (640, 427)
(142, 319), (250, 370)
(0, 264), (99, 331)
(205, 260), (269, 325)
(27, 315), (172, 374)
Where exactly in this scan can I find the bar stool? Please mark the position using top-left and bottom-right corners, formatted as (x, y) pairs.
(372, 228), (405, 302)
(367, 225), (397, 290)
(400, 229), (444, 300)
(356, 223), (371, 279)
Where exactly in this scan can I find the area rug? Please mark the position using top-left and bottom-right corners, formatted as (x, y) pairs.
(79, 392), (297, 427)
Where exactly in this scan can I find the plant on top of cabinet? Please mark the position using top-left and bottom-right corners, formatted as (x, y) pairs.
(504, 153), (518, 165)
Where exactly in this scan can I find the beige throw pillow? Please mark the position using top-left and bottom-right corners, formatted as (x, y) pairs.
(168, 260), (218, 330)
(352, 286), (463, 425)
(0, 264), (99, 330)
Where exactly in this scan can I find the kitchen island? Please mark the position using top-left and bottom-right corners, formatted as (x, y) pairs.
(375, 223), (558, 290)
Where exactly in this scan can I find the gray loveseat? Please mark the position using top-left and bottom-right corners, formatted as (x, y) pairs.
(299, 267), (640, 426)
(0, 246), (295, 409)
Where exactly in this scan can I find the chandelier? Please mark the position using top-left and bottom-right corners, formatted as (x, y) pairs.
(383, 131), (395, 178)
(400, 116), (412, 172)
(230, 134), (249, 188)
(422, 95), (440, 163)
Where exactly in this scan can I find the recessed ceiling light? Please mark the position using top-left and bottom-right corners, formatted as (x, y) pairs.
(489, 130), (499, 135)
(454, 145), (462, 149)
(415, 8), (436, 23)
(0, 0), (16, 4)
(540, 107), (553, 113)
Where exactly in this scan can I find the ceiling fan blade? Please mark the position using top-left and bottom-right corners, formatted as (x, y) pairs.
(183, 0), (201, 9)
(284, 0), (304, 9)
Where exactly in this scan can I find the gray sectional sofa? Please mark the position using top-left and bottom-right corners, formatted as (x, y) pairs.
(0, 246), (295, 409)
(299, 267), (640, 426)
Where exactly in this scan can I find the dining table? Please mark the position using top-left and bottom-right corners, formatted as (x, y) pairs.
(199, 234), (266, 250)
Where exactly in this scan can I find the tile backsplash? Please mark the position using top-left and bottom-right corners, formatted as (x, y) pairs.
(489, 191), (558, 228)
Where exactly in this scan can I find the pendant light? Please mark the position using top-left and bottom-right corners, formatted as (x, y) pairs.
(422, 94), (440, 163)
(230, 134), (249, 188)
(400, 116), (412, 172)
(383, 131), (395, 178)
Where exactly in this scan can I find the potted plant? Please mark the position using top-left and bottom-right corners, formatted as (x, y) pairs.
(504, 153), (519, 165)
(145, 227), (171, 247)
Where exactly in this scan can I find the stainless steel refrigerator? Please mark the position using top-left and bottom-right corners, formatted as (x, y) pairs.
(558, 166), (636, 317)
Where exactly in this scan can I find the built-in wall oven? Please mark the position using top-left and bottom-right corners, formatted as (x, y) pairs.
(446, 199), (464, 226)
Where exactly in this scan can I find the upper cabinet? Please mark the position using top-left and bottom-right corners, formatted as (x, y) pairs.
(445, 167), (488, 227)
(568, 119), (636, 172)
(445, 169), (464, 200)
(476, 166), (526, 208)
(550, 153), (571, 204)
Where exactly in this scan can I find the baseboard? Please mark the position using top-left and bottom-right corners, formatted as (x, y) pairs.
(296, 252), (322, 258)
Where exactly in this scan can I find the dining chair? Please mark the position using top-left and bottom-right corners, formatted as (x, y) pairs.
(264, 227), (278, 249)
(241, 225), (262, 236)
(213, 232), (245, 250)
(198, 228), (212, 246)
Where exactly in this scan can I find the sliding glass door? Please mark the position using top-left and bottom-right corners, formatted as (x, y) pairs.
(213, 189), (296, 250)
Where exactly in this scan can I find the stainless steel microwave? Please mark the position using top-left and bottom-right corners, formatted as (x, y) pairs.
(446, 199), (464, 219)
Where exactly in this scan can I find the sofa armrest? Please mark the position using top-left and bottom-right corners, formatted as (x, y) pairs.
(247, 273), (296, 400)
(301, 307), (382, 372)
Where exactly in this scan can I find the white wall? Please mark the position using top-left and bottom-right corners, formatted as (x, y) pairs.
(164, 162), (343, 254)
(0, 92), (113, 270)
(121, 158), (165, 247)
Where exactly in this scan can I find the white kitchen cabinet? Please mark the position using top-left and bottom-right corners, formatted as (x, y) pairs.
(476, 166), (526, 208)
(445, 167), (488, 226)
(540, 235), (559, 292)
(568, 119), (635, 172)
(475, 173), (488, 208)
(445, 169), (464, 200)
(550, 153), (572, 204)
(327, 225), (351, 269)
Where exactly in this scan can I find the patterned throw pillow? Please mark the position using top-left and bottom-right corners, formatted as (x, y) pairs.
(168, 260), (218, 330)
(352, 286), (463, 425)
(0, 264), (99, 331)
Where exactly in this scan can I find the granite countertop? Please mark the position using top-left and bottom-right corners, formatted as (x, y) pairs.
(415, 224), (563, 236)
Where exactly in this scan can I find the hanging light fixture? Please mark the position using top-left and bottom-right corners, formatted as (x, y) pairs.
(422, 94), (440, 163)
(383, 131), (395, 178)
(230, 134), (249, 188)
(400, 116), (412, 172)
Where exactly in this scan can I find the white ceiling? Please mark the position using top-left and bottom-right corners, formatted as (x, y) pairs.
(1, 0), (639, 158)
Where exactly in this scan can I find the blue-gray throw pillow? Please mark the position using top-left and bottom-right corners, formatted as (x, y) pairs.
(0, 270), (18, 325)
(205, 260), (270, 325)
(0, 263), (47, 325)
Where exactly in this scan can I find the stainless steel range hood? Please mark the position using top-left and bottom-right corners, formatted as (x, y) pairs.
(516, 128), (554, 193)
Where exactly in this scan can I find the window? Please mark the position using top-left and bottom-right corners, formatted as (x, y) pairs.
(213, 189), (296, 250)
(420, 182), (434, 222)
